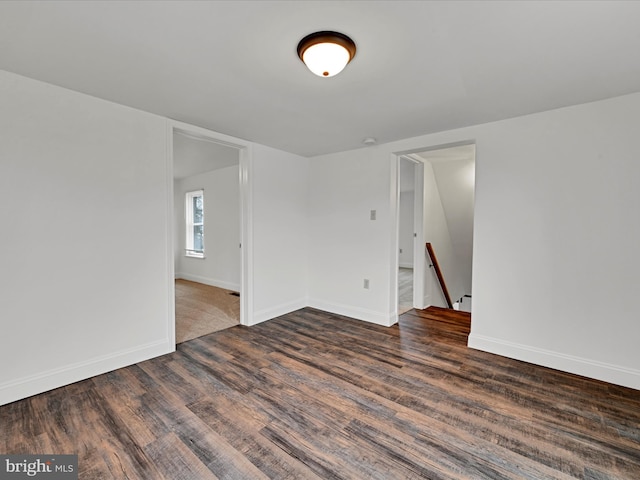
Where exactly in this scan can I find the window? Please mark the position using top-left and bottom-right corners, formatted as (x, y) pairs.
(185, 189), (204, 258)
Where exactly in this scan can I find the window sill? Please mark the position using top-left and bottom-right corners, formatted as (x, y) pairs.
(185, 254), (205, 259)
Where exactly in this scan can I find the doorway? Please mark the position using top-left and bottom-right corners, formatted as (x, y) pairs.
(167, 121), (252, 345)
(398, 156), (420, 314)
(395, 143), (475, 315)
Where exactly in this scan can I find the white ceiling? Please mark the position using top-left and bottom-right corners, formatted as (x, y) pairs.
(1, 1), (640, 157)
(173, 132), (239, 180)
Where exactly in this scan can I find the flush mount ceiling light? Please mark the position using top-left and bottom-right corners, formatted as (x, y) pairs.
(297, 31), (356, 77)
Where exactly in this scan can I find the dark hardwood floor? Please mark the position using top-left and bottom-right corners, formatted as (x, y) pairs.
(2, 307), (639, 479)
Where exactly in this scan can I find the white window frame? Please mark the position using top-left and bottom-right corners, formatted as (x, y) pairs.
(185, 189), (204, 258)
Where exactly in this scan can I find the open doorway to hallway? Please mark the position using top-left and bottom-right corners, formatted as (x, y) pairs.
(398, 156), (419, 314)
(173, 131), (241, 343)
(396, 143), (475, 314)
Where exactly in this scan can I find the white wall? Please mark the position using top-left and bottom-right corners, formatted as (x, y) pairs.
(307, 91), (640, 389)
(0, 70), (312, 404)
(307, 146), (464, 324)
(251, 143), (309, 324)
(384, 93), (640, 390)
(422, 160), (465, 307)
(0, 70), (172, 405)
(3, 66), (639, 404)
(307, 147), (394, 325)
(430, 155), (475, 295)
(175, 165), (240, 291)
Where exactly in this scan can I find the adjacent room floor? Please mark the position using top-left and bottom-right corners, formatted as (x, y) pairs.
(175, 279), (240, 343)
(398, 267), (413, 314)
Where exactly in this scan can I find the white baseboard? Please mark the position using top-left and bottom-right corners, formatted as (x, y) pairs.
(175, 272), (240, 292)
(251, 298), (307, 326)
(417, 294), (431, 310)
(252, 298), (398, 328)
(307, 298), (396, 327)
(468, 334), (640, 391)
(0, 340), (173, 407)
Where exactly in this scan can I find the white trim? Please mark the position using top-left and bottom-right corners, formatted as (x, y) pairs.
(0, 340), (171, 407)
(389, 154), (400, 318)
(468, 334), (640, 391)
(307, 298), (397, 327)
(169, 119), (251, 149)
(184, 253), (205, 259)
(239, 143), (254, 327)
(165, 123), (176, 346)
(412, 161), (426, 309)
(392, 154), (427, 313)
(175, 272), (240, 293)
(251, 298), (308, 326)
(167, 119), (253, 328)
(184, 189), (204, 257)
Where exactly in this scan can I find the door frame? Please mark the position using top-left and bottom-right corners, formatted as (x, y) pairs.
(166, 119), (253, 345)
(397, 155), (425, 312)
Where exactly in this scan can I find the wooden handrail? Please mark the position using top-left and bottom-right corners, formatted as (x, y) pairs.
(425, 243), (453, 309)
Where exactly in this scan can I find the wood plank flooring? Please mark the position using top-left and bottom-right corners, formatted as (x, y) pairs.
(2, 307), (639, 479)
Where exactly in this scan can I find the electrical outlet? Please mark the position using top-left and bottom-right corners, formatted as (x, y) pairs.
(364, 279), (370, 289)
(370, 210), (376, 220)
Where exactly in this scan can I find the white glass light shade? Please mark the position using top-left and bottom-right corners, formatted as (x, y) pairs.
(297, 31), (356, 78)
(302, 42), (351, 77)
